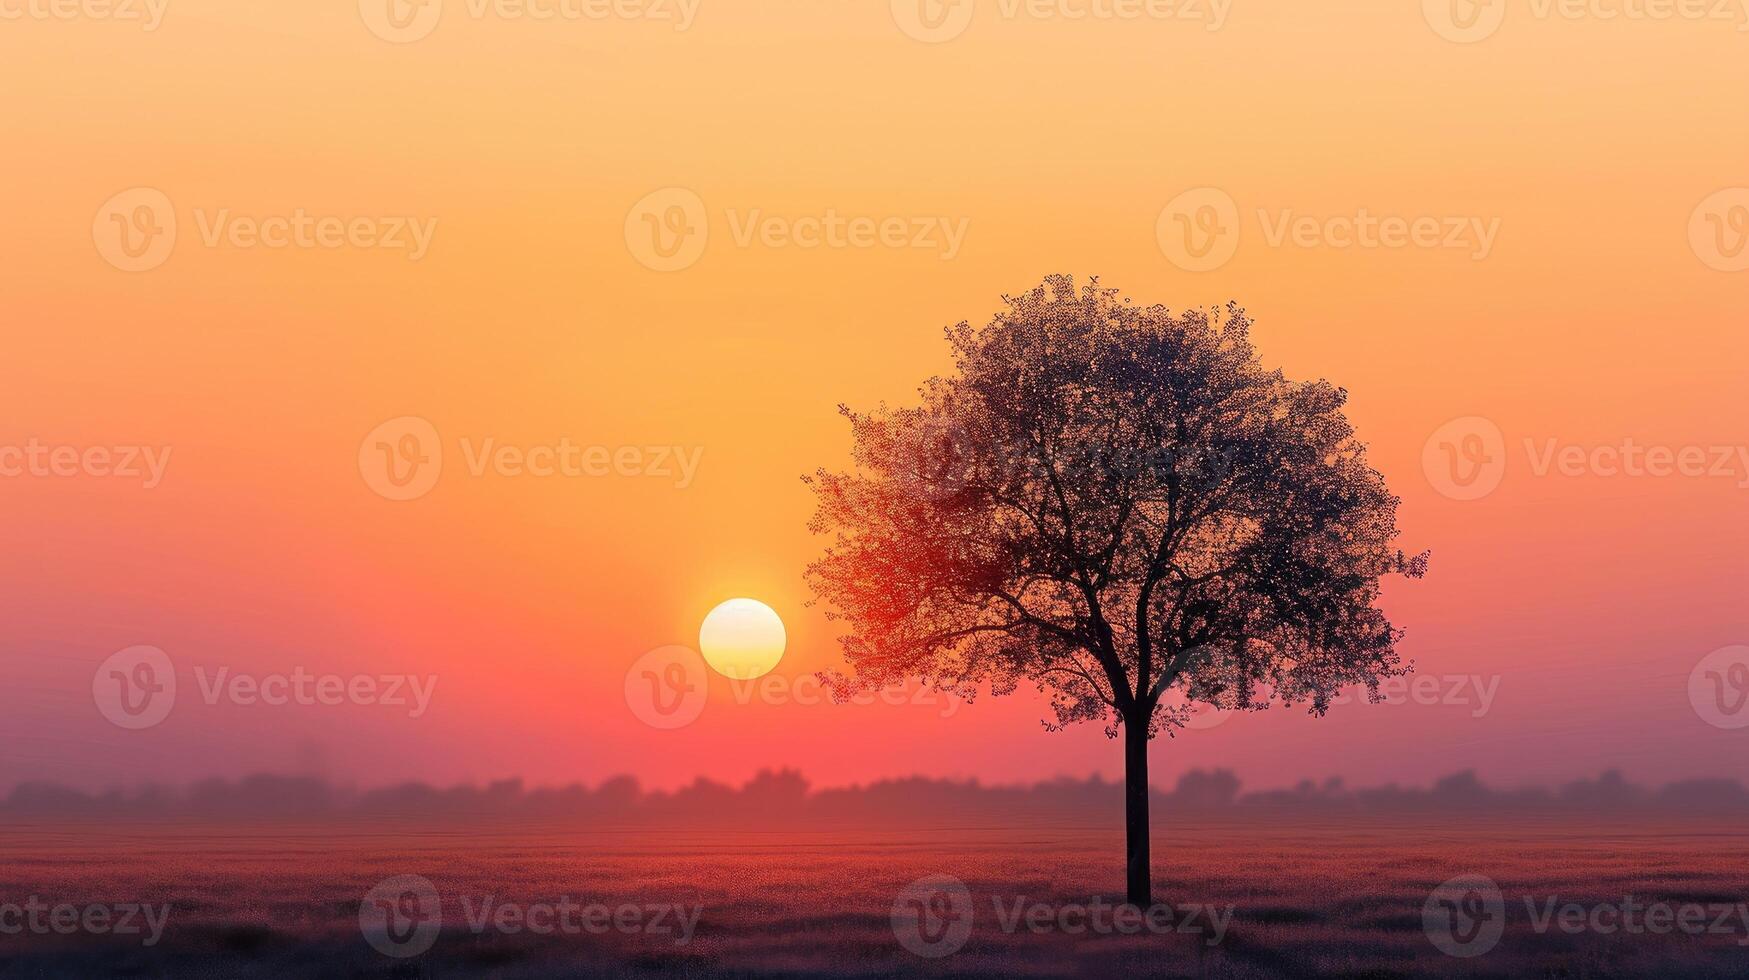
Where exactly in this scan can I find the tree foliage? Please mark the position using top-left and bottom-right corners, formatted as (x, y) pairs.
(806, 276), (1426, 739)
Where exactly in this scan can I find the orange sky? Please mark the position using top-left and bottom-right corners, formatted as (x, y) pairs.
(2, 0), (1746, 793)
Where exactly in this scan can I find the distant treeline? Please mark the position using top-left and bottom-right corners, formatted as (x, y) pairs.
(5, 768), (1746, 825)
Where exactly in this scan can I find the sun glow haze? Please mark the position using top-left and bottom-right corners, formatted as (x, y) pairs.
(699, 599), (787, 680)
(2, 0), (1744, 796)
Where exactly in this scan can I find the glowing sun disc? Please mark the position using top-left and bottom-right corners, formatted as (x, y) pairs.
(699, 598), (786, 679)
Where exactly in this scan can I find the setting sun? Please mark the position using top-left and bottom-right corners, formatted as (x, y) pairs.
(698, 599), (786, 680)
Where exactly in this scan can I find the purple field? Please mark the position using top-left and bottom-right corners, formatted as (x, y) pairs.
(4, 818), (1748, 977)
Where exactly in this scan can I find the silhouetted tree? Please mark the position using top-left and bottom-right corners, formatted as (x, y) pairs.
(805, 276), (1426, 904)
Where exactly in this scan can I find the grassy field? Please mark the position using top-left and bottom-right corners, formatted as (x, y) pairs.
(3, 819), (1746, 977)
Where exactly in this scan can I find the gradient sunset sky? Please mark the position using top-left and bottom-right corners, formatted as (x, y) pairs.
(3, 0), (1746, 794)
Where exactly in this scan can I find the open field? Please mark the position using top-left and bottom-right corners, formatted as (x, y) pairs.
(3, 818), (1747, 977)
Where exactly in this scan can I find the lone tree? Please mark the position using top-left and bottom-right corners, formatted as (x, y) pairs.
(805, 276), (1425, 904)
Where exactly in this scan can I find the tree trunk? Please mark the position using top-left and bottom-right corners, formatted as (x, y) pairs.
(1123, 712), (1152, 906)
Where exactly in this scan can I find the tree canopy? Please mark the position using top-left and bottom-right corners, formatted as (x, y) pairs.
(806, 276), (1427, 738)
